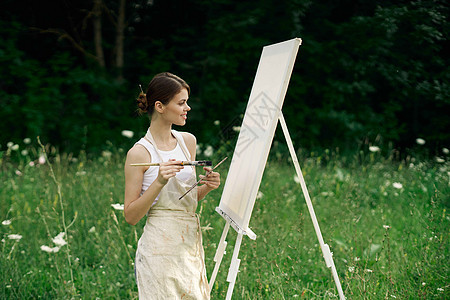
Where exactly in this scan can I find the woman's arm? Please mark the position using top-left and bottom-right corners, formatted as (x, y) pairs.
(181, 132), (221, 201)
(124, 145), (184, 225)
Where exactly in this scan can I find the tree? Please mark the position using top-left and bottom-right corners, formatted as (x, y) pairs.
(0, 0), (448, 155)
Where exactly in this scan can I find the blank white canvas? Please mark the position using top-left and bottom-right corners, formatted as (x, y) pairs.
(218, 38), (301, 233)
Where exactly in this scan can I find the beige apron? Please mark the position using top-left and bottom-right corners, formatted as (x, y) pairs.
(135, 131), (210, 300)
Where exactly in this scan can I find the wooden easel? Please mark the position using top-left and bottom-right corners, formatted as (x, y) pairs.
(208, 38), (345, 300)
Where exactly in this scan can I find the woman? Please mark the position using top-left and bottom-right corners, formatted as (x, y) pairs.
(124, 72), (220, 299)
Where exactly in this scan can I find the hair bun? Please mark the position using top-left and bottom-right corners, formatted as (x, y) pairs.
(136, 92), (148, 113)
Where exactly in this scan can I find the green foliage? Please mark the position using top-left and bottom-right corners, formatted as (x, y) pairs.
(1, 144), (448, 298)
(285, 0), (449, 151)
(0, 0), (448, 156)
(0, 20), (138, 154)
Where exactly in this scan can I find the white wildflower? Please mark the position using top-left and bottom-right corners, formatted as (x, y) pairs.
(214, 120), (220, 126)
(21, 149), (28, 156)
(365, 269), (373, 273)
(256, 191), (264, 199)
(8, 234), (23, 240)
(40, 245), (52, 252)
(416, 138), (425, 145)
(41, 245), (60, 253)
(88, 226), (96, 233)
(422, 282), (426, 286)
(38, 155), (46, 164)
(2, 220), (12, 226)
(7, 142), (13, 148)
(437, 288), (444, 292)
(443, 148), (449, 155)
(232, 126), (241, 132)
(29, 161), (35, 167)
(11, 144), (19, 151)
(435, 157), (445, 163)
(354, 257), (360, 261)
(196, 144), (202, 155)
(348, 266), (355, 272)
(294, 175), (300, 184)
(203, 145), (214, 157)
(392, 182), (403, 189)
(52, 232), (67, 246)
(325, 291), (337, 298)
(111, 203), (124, 211)
(15, 170), (22, 176)
(121, 130), (134, 138)
(383, 225), (391, 229)
(23, 138), (31, 144)
(369, 146), (380, 152)
(102, 150), (112, 158)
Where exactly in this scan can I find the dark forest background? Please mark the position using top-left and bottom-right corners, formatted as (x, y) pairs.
(1, 0), (448, 157)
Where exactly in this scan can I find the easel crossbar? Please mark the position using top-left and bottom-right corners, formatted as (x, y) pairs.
(215, 207), (257, 240)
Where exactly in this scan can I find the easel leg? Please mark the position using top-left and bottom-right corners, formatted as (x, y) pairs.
(226, 232), (243, 300)
(331, 257), (346, 299)
(279, 112), (345, 300)
(209, 221), (231, 289)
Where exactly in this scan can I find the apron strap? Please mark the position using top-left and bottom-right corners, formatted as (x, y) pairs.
(144, 128), (164, 162)
(171, 130), (192, 161)
(171, 130), (196, 174)
(144, 128), (194, 165)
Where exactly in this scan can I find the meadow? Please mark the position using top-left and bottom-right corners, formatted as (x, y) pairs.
(1, 139), (448, 299)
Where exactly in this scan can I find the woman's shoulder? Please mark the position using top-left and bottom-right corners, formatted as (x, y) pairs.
(175, 131), (197, 159)
(178, 131), (197, 145)
(126, 143), (151, 163)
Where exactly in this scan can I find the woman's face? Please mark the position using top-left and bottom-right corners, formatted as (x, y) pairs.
(160, 88), (190, 126)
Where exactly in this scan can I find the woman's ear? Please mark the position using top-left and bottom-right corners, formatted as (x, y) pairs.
(154, 101), (165, 114)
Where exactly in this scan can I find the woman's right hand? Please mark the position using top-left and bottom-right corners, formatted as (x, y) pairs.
(157, 159), (184, 185)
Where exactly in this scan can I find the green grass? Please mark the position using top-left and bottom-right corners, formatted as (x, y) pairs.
(1, 143), (448, 299)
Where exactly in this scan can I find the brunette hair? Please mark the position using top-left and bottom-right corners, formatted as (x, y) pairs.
(137, 72), (190, 116)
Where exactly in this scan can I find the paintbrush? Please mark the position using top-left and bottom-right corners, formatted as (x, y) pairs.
(130, 161), (212, 167)
(179, 156), (228, 200)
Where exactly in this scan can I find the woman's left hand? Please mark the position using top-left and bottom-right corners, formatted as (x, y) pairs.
(199, 167), (220, 190)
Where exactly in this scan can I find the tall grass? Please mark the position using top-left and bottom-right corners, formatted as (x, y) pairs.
(1, 142), (448, 299)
